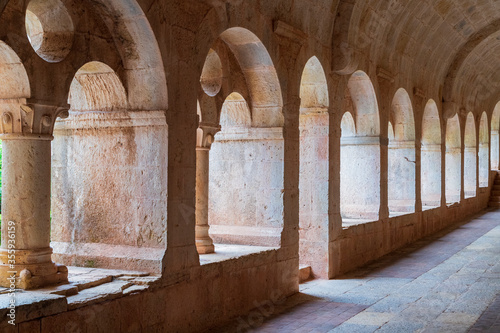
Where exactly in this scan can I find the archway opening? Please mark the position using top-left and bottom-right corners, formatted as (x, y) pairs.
(51, 61), (167, 273)
(464, 112), (477, 198)
(207, 91), (284, 248)
(196, 28), (285, 256)
(340, 71), (380, 225)
(421, 100), (442, 208)
(445, 114), (461, 204)
(479, 112), (489, 187)
(388, 88), (415, 215)
(67, 61), (127, 111)
(298, 56), (329, 278)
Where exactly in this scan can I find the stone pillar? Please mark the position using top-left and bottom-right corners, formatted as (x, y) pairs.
(195, 124), (218, 254)
(196, 146), (214, 254)
(0, 101), (68, 289)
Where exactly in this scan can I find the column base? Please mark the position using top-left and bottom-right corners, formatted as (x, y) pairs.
(196, 239), (215, 254)
(0, 248), (69, 290)
(196, 225), (215, 254)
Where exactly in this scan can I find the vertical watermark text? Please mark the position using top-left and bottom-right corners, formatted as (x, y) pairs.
(6, 220), (16, 326)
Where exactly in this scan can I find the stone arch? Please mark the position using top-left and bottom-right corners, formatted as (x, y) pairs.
(299, 56), (329, 111)
(298, 56), (329, 278)
(491, 102), (500, 170)
(0, 41), (31, 135)
(446, 114), (461, 204)
(204, 40), (285, 247)
(388, 88), (416, 214)
(68, 61), (127, 112)
(219, 27), (283, 128)
(87, 0), (168, 111)
(219, 92), (251, 129)
(479, 112), (489, 187)
(464, 112), (477, 198)
(346, 70), (380, 136)
(51, 59), (167, 274)
(390, 89), (415, 141)
(0, 41), (30, 100)
(341, 111), (356, 137)
(340, 71), (380, 223)
(421, 100), (442, 208)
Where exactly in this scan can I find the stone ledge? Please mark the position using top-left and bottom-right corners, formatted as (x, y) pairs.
(0, 292), (67, 323)
(51, 242), (165, 274)
(199, 244), (278, 266)
(209, 225), (283, 247)
(0, 266), (158, 325)
(67, 280), (133, 310)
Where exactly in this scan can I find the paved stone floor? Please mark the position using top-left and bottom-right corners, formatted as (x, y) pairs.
(208, 208), (500, 332)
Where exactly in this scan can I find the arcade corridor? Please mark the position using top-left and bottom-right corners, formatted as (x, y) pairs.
(210, 208), (500, 332)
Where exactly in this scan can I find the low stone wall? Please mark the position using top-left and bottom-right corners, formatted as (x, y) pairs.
(330, 177), (493, 277)
(0, 248), (297, 333)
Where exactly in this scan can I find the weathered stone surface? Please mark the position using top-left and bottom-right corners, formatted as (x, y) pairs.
(69, 275), (113, 291)
(0, 292), (67, 322)
(36, 284), (79, 296)
(67, 281), (132, 310)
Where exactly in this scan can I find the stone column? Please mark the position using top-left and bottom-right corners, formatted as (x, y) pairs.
(195, 124), (218, 254)
(0, 101), (68, 289)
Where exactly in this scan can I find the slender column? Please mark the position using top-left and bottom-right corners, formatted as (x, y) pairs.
(195, 146), (214, 254)
(0, 101), (68, 289)
(195, 124), (218, 254)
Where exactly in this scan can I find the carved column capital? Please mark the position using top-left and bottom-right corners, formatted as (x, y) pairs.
(0, 100), (69, 139)
(197, 122), (220, 149)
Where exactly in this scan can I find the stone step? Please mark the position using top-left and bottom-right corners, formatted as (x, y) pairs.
(299, 265), (312, 283)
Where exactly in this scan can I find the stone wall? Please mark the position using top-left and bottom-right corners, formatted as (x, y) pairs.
(51, 111), (168, 273)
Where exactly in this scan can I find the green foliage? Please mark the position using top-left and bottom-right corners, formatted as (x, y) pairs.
(84, 260), (96, 268)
